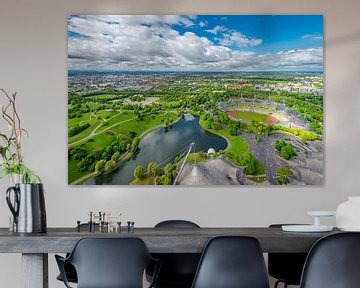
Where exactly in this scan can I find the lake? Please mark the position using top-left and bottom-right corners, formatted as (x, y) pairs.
(85, 114), (228, 185)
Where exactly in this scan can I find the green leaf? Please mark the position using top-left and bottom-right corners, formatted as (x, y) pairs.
(19, 164), (41, 184)
(21, 128), (29, 137)
(0, 168), (9, 179)
(1, 147), (8, 158)
(0, 133), (8, 141)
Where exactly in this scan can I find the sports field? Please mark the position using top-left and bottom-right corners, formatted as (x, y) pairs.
(228, 110), (279, 124)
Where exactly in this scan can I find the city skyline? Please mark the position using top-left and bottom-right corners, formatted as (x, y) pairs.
(68, 15), (323, 72)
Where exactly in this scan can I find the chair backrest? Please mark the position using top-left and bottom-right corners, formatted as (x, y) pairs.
(300, 232), (360, 288)
(268, 224), (308, 285)
(67, 237), (153, 288)
(153, 220), (201, 281)
(155, 220), (200, 228)
(191, 236), (270, 288)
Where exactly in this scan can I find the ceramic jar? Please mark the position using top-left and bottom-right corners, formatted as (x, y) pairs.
(336, 197), (360, 231)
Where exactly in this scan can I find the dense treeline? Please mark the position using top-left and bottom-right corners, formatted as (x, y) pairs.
(68, 123), (90, 137)
(69, 135), (138, 174)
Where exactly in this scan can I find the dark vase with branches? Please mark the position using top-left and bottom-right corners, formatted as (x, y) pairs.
(1, 89), (46, 233)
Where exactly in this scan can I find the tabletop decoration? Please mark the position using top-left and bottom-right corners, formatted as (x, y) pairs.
(336, 197), (360, 231)
(0, 88), (47, 233)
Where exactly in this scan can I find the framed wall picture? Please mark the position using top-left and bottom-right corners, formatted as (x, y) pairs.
(68, 15), (323, 186)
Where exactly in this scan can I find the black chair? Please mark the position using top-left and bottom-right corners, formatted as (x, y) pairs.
(55, 237), (160, 288)
(56, 223), (99, 284)
(300, 232), (360, 288)
(268, 224), (308, 288)
(191, 236), (270, 288)
(147, 220), (201, 288)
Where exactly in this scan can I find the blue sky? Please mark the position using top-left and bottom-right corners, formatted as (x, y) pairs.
(177, 15), (323, 53)
(68, 15), (323, 71)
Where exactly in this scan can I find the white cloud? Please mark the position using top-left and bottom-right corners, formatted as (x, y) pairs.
(302, 33), (323, 41)
(68, 16), (322, 71)
(205, 25), (227, 34)
(220, 32), (263, 47)
(199, 20), (207, 27)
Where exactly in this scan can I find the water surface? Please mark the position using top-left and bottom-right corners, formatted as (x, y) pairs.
(85, 115), (227, 185)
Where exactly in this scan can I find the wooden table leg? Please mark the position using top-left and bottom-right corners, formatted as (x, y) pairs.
(22, 253), (48, 288)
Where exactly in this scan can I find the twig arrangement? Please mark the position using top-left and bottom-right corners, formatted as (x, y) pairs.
(0, 88), (40, 183)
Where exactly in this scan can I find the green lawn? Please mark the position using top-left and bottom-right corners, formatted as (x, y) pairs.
(105, 111), (179, 137)
(229, 102), (277, 113)
(96, 110), (121, 119)
(130, 177), (155, 185)
(68, 109), (181, 183)
(68, 158), (89, 183)
(86, 94), (123, 100)
(69, 110), (137, 146)
(232, 111), (269, 123)
(187, 153), (208, 164)
(199, 117), (247, 157)
(199, 117), (265, 175)
(68, 114), (101, 143)
(68, 108), (126, 144)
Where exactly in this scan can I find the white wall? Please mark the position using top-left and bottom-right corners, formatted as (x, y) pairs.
(1, 0), (360, 286)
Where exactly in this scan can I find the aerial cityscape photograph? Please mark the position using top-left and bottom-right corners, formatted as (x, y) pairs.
(68, 15), (323, 186)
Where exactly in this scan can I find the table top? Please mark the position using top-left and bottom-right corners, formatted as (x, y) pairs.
(0, 227), (339, 254)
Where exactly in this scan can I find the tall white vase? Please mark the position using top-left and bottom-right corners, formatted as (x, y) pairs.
(336, 197), (360, 231)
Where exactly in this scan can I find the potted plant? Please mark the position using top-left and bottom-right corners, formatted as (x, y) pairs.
(0, 88), (46, 233)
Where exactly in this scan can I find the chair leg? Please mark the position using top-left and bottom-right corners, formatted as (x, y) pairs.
(274, 280), (290, 288)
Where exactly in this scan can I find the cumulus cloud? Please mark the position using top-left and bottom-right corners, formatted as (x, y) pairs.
(205, 25), (227, 34)
(220, 32), (263, 47)
(68, 15), (322, 71)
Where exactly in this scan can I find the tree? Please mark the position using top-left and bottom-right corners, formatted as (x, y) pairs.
(134, 166), (145, 179)
(131, 137), (140, 150)
(278, 174), (288, 185)
(104, 160), (115, 174)
(229, 123), (239, 136)
(147, 162), (160, 177)
(164, 163), (175, 175)
(240, 153), (257, 175)
(111, 152), (121, 162)
(155, 176), (162, 185)
(205, 120), (212, 129)
(275, 139), (286, 151)
(277, 167), (292, 185)
(211, 122), (221, 130)
(129, 130), (137, 138)
(92, 148), (103, 160)
(160, 174), (172, 185)
(95, 160), (106, 174)
(68, 122), (90, 137)
(70, 147), (87, 160)
(77, 159), (88, 172)
(280, 144), (296, 160)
